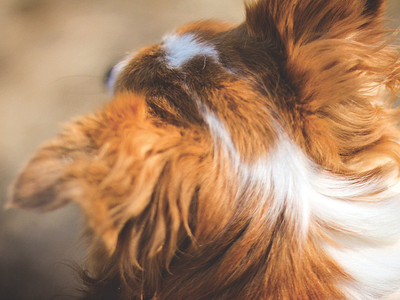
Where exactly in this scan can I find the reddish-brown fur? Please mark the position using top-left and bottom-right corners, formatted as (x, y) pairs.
(9, 0), (400, 299)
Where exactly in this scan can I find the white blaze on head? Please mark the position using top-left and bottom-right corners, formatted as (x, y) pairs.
(163, 33), (219, 69)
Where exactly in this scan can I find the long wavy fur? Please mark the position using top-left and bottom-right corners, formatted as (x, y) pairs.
(9, 0), (400, 299)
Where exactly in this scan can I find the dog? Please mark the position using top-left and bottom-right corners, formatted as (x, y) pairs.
(9, 0), (400, 299)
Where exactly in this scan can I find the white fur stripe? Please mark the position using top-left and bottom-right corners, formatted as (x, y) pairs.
(163, 33), (219, 69)
(201, 109), (400, 298)
(201, 108), (312, 237)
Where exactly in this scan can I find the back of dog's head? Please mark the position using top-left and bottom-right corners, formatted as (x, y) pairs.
(10, 0), (400, 299)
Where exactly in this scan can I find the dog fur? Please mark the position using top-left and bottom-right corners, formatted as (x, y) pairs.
(9, 0), (400, 299)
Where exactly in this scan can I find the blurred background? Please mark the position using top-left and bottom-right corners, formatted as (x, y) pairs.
(0, 0), (399, 299)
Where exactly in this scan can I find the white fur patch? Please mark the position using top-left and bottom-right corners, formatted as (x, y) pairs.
(163, 33), (219, 69)
(236, 138), (313, 238)
(201, 108), (312, 237)
(106, 55), (132, 94)
(201, 109), (400, 298)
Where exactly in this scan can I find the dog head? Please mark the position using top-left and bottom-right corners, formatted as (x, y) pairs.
(10, 0), (400, 299)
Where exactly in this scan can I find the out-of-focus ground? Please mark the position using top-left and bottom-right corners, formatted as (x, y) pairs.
(0, 0), (399, 299)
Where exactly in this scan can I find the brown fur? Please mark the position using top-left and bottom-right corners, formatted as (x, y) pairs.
(9, 0), (400, 299)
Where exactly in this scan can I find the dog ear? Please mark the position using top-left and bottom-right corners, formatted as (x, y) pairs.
(245, 0), (399, 172)
(9, 94), (146, 213)
(245, 0), (387, 46)
(9, 93), (209, 256)
(9, 118), (99, 212)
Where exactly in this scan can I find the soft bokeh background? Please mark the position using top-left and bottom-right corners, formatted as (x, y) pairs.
(0, 0), (399, 299)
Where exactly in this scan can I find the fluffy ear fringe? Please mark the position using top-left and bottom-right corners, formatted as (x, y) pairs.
(9, 93), (207, 252)
(244, 0), (399, 112)
(245, 0), (387, 46)
(8, 122), (95, 212)
(245, 0), (400, 172)
(244, 0), (398, 103)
